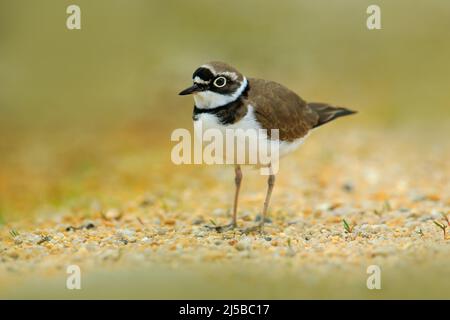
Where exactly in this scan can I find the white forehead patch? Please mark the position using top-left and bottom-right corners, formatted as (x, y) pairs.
(193, 76), (209, 85)
(200, 65), (238, 81)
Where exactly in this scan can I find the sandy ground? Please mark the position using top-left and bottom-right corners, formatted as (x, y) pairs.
(1, 127), (450, 299)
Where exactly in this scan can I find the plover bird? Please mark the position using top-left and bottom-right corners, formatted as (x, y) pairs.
(179, 61), (356, 232)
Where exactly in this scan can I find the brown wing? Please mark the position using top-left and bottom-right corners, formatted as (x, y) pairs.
(246, 78), (318, 142)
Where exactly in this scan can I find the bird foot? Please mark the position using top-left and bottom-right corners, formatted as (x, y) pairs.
(204, 222), (237, 233)
(241, 223), (266, 235)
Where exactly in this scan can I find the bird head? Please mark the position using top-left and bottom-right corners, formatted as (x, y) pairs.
(179, 61), (248, 109)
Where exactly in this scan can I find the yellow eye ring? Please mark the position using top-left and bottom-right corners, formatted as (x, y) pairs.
(213, 76), (227, 88)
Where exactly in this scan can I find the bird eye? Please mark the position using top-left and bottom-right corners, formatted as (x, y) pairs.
(213, 76), (227, 88)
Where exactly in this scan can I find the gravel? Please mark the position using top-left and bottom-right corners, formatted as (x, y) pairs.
(1, 129), (449, 297)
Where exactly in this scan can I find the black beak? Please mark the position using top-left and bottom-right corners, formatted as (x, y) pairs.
(179, 83), (202, 95)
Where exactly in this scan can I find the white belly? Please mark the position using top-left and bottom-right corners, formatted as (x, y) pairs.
(193, 105), (309, 168)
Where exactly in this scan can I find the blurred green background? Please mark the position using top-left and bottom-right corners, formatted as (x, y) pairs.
(1, 0), (450, 218)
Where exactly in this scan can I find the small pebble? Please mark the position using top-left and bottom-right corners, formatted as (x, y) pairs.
(342, 182), (354, 193)
(236, 237), (252, 251)
(104, 209), (122, 221)
(192, 217), (204, 225)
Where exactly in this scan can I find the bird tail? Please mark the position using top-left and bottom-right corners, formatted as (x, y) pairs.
(308, 102), (357, 128)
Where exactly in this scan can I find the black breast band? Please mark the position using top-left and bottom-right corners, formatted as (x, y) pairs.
(192, 82), (250, 125)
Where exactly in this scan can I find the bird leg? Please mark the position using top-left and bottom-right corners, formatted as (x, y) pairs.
(206, 165), (242, 232)
(243, 173), (275, 234)
(261, 173), (275, 231)
(232, 165), (242, 227)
